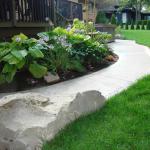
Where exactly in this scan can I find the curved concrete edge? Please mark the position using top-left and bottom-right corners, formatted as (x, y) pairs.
(1, 40), (150, 100)
(0, 91), (105, 150)
(116, 39), (150, 54)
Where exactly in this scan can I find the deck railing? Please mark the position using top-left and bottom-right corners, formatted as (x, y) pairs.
(0, 0), (54, 27)
(0, 0), (83, 28)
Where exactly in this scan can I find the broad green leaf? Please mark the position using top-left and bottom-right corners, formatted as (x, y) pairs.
(29, 63), (47, 78)
(5, 67), (17, 83)
(12, 33), (28, 43)
(2, 54), (20, 64)
(29, 47), (44, 58)
(2, 64), (16, 73)
(0, 48), (11, 60)
(0, 42), (10, 48)
(20, 50), (28, 57)
(16, 59), (25, 69)
(0, 74), (5, 84)
(11, 50), (24, 61)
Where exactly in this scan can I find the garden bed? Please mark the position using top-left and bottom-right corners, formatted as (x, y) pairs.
(0, 19), (118, 93)
(0, 53), (118, 93)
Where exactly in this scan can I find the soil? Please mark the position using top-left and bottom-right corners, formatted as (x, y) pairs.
(0, 54), (119, 93)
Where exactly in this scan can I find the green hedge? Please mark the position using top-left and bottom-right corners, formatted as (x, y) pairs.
(111, 14), (117, 25)
(147, 20), (150, 30)
(96, 11), (108, 24)
(131, 21), (135, 30)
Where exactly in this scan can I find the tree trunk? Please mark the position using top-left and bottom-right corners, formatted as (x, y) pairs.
(135, 0), (142, 21)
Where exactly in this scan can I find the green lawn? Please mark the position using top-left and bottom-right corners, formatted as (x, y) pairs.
(43, 76), (150, 150)
(121, 30), (150, 47)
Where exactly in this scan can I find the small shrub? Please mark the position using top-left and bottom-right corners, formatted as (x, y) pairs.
(141, 21), (145, 30)
(137, 20), (142, 25)
(131, 21), (135, 30)
(136, 22), (140, 30)
(115, 26), (121, 35)
(127, 20), (132, 25)
(111, 14), (117, 25)
(143, 20), (147, 25)
(147, 20), (150, 30)
(96, 11), (108, 24)
(0, 33), (48, 84)
(116, 22), (120, 26)
(120, 23), (124, 29)
(125, 23), (129, 30)
(93, 32), (112, 44)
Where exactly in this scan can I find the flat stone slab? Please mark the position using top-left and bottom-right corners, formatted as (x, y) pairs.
(0, 91), (105, 150)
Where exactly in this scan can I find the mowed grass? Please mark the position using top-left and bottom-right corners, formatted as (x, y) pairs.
(42, 76), (150, 150)
(121, 30), (150, 47)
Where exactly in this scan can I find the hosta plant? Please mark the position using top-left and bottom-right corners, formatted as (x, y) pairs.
(0, 33), (47, 84)
(0, 19), (112, 85)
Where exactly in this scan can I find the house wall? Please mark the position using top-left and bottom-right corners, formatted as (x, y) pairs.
(68, 0), (98, 22)
(81, 0), (98, 22)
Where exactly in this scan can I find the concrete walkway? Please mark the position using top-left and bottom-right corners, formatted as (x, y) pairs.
(1, 39), (150, 150)
(1, 40), (150, 98)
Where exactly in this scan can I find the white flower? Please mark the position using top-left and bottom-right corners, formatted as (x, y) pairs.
(15, 37), (21, 42)
(66, 24), (72, 32)
(47, 44), (54, 49)
(74, 29), (80, 33)
(38, 39), (45, 45)
(42, 36), (49, 42)
(81, 29), (85, 33)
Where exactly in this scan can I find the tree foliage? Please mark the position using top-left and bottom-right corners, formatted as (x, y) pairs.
(119, 0), (150, 20)
(96, 11), (108, 24)
(111, 14), (117, 25)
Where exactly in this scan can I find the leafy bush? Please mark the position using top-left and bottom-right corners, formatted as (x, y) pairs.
(136, 22), (140, 30)
(0, 19), (111, 85)
(96, 11), (108, 24)
(137, 20), (142, 25)
(70, 19), (96, 34)
(120, 23), (124, 29)
(47, 28), (109, 67)
(143, 20), (148, 25)
(141, 21), (145, 30)
(39, 20), (111, 71)
(125, 23), (129, 30)
(131, 21), (135, 30)
(111, 14), (117, 25)
(38, 32), (85, 73)
(0, 33), (47, 84)
(93, 32), (112, 44)
(147, 20), (150, 30)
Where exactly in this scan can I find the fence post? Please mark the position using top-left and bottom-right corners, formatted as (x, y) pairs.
(70, 2), (73, 20)
(52, 0), (56, 25)
(12, 0), (16, 26)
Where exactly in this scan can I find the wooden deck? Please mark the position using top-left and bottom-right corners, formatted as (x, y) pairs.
(0, 0), (83, 39)
(0, 0), (55, 28)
